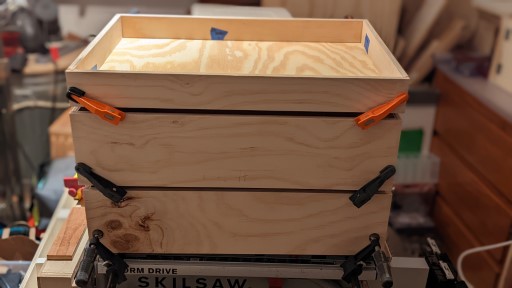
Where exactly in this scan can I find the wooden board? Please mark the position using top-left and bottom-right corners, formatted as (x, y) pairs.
(434, 71), (512, 203)
(489, 18), (512, 94)
(84, 187), (392, 255)
(47, 207), (86, 260)
(400, 0), (447, 67)
(38, 230), (88, 288)
(49, 108), (74, 160)
(433, 197), (500, 288)
(408, 19), (465, 84)
(261, 0), (402, 51)
(431, 137), (512, 262)
(66, 70), (408, 112)
(100, 38), (380, 77)
(71, 110), (401, 190)
(428, 0), (478, 45)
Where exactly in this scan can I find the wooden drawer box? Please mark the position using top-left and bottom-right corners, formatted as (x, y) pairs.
(67, 15), (408, 255)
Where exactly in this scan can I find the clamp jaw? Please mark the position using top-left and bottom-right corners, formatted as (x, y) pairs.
(355, 93), (408, 130)
(67, 87), (125, 125)
(342, 234), (393, 288)
(75, 163), (127, 204)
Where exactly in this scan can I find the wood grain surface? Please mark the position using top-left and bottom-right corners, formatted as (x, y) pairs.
(71, 111), (401, 190)
(100, 38), (380, 77)
(47, 207), (86, 260)
(119, 15), (363, 43)
(84, 187), (392, 255)
(434, 72), (512, 203)
(400, 0), (447, 67)
(408, 19), (465, 84)
(66, 70), (408, 112)
(431, 137), (512, 262)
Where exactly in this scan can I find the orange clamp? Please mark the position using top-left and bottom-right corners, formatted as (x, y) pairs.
(67, 87), (125, 125)
(354, 92), (408, 130)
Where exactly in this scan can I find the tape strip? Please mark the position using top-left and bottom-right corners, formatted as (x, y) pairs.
(210, 27), (228, 40)
(364, 34), (370, 54)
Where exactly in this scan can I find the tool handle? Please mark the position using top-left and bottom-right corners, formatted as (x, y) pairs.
(75, 245), (97, 287)
(373, 247), (393, 288)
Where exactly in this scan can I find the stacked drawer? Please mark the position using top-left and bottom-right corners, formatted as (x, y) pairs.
(67, 15), (408, 255)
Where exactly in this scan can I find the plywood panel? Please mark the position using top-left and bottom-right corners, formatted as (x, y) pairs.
(71, 111), (401, 190)
(120, 15), (363, 43)
(84, 188), (392, 255)
(71, 15), (122, 71)
(408, 19), (465, 84)
(400, 0), (447, 67)
(47, 207), (86, 260)
(100, 38), (380, 77)
(431, 137), (512, 261)
(433, 198), (499, 288)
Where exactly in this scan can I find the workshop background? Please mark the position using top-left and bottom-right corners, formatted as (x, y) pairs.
(0, 0), (511, 288)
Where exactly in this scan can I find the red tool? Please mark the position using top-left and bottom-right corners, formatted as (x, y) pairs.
(64, 174), (85, 200)
(354, 92), (408, 130)
(67, 87), (125, 125)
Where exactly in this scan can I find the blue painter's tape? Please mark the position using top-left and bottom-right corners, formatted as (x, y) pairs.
(364, 34), (370, 54)
(210, 27), (228, 40)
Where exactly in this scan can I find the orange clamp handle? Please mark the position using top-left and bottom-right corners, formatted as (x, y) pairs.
(354, 92), (408, 130)
(71, 95), (126, 125)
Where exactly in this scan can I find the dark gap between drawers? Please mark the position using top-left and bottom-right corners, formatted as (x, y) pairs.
(77, 107), (398, 119)
(100, 186), (391, 194)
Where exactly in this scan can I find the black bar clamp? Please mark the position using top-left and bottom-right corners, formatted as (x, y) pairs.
(350, 165), (396, 208)
(341, 233), (393, 288)
(75, 230), (129, 288)
(75, 162), (127, 203)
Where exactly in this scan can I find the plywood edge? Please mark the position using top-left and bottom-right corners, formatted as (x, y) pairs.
(119, 14), (363, 43)
(362, 20), (409, 80)
(68, 14), (123, 71)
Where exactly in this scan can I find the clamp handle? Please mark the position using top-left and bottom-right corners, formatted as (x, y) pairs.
(355, 93), (408, 130)
(350, 165), (396, 208)
(67, 87), (125, 126)
(75, 163), (127, 203)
